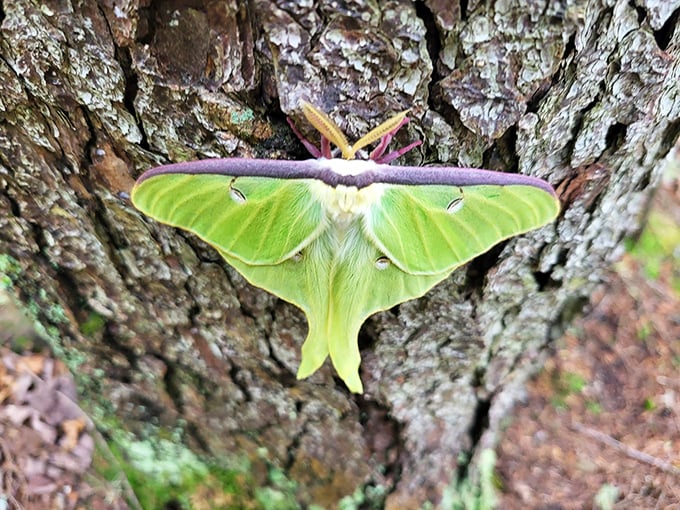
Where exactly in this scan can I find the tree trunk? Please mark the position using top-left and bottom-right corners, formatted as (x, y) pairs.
(1, 0), (678, 507)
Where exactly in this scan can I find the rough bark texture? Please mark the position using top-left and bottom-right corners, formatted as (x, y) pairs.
(1, 0), (678, 507)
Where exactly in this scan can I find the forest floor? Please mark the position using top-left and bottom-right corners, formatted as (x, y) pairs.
(496, 177), (680, 509)
(0, 178), (678, 509)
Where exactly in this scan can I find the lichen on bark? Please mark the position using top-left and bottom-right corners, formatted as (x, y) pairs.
(1, 0), (679, 507)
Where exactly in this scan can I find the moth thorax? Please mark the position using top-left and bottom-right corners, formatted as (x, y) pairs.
(311, 181), (384, 222)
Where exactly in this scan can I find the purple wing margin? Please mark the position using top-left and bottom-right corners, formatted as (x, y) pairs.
(367, 165), (557, 196)
(135, 158), (556, 196)
(134, 158), (327, 184)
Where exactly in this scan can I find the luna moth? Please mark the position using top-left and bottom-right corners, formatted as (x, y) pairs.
(131, 102), (560, 393)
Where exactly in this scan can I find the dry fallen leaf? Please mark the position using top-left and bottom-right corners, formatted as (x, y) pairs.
(16, 353), (46, 376)
(60, 417), (86, 451)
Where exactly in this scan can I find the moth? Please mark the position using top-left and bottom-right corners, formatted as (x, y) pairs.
(131, 102), (560, 393)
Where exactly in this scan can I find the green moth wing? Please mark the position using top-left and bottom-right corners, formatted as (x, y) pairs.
(217, 220), (447, 393)
(131, 170), (325, 265)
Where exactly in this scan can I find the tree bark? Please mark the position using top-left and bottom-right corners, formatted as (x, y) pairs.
(1, 0), (678, 507)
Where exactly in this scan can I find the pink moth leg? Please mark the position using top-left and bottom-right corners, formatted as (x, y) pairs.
(369, 116), (422, 164)
(287, 118), (334, 158)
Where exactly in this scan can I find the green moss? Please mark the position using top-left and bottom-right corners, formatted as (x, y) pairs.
(585, 400), (602, 415)
(549, 371), (589, 410)
(338, 485), (386, 510)
(550, 395), (568, 410)
(255, 487), (298, 510)
(96, 423), (304, 510)
(563, 372), (587, 394)
(636, 321), (653, 342)
(253, 460), (300, 510)
(127, 437), (207, 483)
(106, 429), (257, 509)
(230, 108), (255, 125)
(1, 253), (69, 336)
(80, 311), (107, 336)
(440, 449), (498, 510)
(0, 254), (20, 272)
(0, 254), (22, 289)
(626, 209), (680, 293)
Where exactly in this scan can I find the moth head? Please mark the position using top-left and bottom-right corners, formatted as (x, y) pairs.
(295, 102), (421, 164)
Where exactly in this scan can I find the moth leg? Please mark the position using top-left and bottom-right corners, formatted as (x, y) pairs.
(370, 116), (422, 163)
(373, 140), (422, 164)
(320, 136), (332, 159)
(369, 115), (408, 160)
(287, 118), (322, 158)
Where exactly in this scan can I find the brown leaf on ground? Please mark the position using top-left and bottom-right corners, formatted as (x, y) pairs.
(0, 347), (130, 509)
(59, 417), (87, 451)
(15, 353), (46, 376)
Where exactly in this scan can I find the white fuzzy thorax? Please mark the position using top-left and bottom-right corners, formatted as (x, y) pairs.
(325, 158), (378, 176)
(310, 158), (385, 223)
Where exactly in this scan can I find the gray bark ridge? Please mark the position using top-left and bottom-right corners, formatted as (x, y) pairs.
(1, 0), (679, 507)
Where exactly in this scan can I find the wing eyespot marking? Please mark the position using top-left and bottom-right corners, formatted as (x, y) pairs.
(446, 197), (464, 214)
(375, 256), (390, 270)
(229, 180), (246, 204)
(291, 252), (303, 263)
